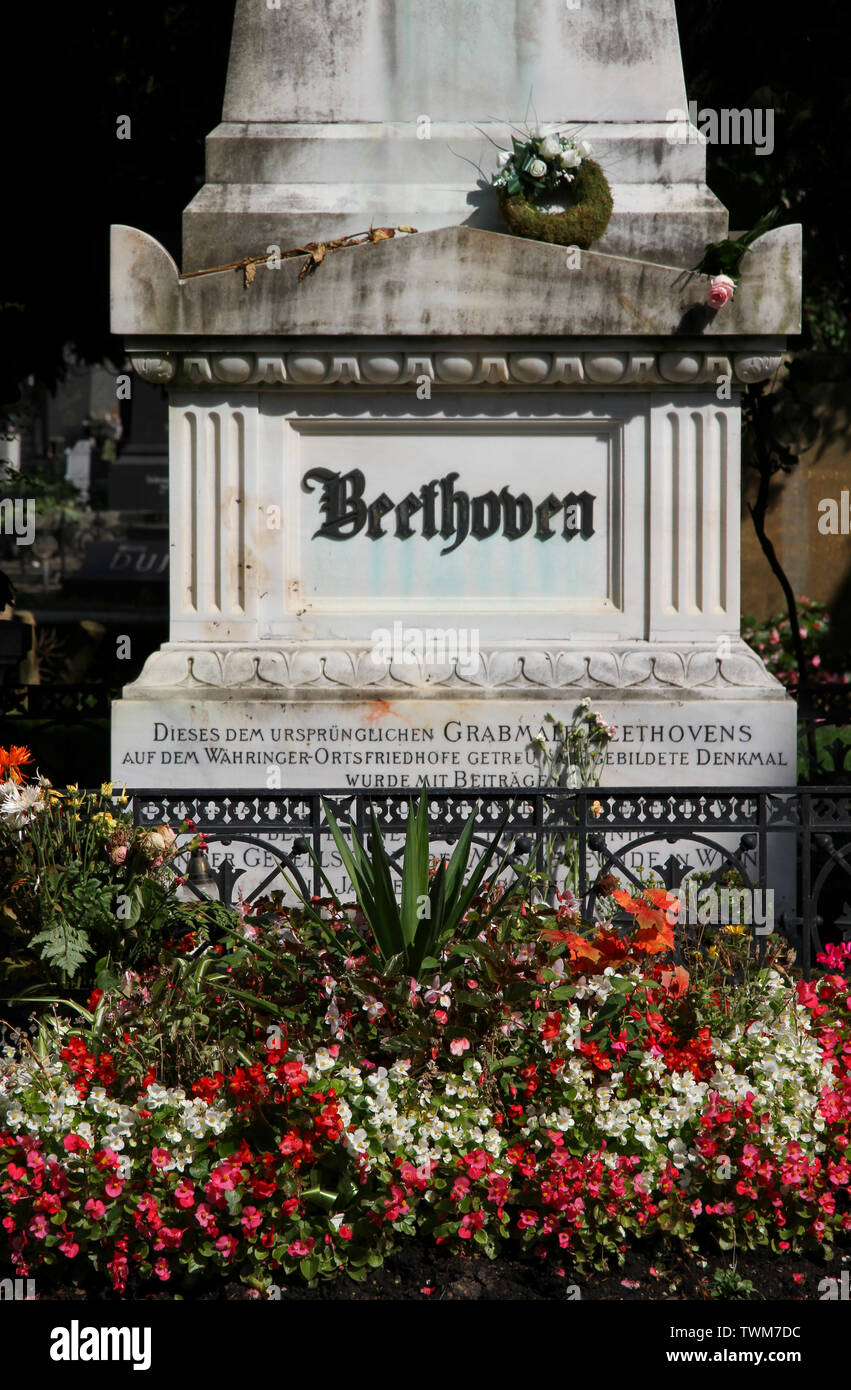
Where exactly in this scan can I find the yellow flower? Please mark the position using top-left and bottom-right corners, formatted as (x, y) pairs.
(722, 924), (748, 936)
(591, 800), (603, 818)
(65, 783), (78, 793)
(708, 945), (719, 957)
(101, 782), (114, 797)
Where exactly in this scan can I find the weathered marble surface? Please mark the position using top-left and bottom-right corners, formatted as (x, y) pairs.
(181, 0), (724, 266)
(112, 695), (797, 791)
(112, 224), (801, 339)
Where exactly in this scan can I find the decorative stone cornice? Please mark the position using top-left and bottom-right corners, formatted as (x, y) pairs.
(128, 347), (782, 390)
(125, 641), (783, 696)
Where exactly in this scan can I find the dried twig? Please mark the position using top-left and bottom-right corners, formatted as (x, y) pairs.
(179, 226), (418, 288)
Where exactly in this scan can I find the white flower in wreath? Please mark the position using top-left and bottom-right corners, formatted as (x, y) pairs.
(577, 138), (594, 158)
(558, 147), (580, 170)
(528, 158), (548, 178)
(496, 150), (512, 169)
(530, 125), (554, 140)
(538, 134), (561, 158)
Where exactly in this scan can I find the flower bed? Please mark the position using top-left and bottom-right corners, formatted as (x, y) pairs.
(3, 867), (851, 1296)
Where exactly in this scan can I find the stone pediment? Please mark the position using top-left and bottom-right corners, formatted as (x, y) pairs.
(111, 222), (801, 341)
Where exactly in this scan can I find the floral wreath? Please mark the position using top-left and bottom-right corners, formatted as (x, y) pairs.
(492, 127), (613, 249)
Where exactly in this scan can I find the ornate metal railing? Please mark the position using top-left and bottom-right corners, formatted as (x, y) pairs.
(131, 786), (851, 977)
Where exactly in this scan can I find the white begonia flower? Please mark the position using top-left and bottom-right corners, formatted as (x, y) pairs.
(558, 148), (580, 170)
(538, 135), (561, 158)
(528, 158), (547, 178)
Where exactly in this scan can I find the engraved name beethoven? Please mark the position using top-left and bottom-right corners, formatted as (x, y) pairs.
(301, 468), (596, 556)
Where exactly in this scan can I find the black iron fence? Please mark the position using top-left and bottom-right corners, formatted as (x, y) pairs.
(131, 785), (851, 978)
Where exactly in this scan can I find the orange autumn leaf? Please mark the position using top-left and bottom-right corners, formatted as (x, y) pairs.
(644, 887), (681, 916)
(540, 926), (633, 975)
(611, 890), (674, 955)
(540, 927), (606, 973)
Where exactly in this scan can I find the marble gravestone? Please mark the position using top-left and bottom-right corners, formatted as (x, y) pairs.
(110, 0), (800, 793)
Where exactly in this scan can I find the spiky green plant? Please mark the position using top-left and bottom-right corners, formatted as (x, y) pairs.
(306, 790), (529, 979)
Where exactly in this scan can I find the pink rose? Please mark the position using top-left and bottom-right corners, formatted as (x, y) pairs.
(707, 273), (736, 308)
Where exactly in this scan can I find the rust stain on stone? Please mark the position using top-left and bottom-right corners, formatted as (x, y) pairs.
(363, 699), (393, 725)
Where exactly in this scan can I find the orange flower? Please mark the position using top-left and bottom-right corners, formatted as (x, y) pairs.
(0, 745), (33, 784)
(540, 926), (630, 975)
(611, 889), (674, 955)
(657, 965), (690, 997)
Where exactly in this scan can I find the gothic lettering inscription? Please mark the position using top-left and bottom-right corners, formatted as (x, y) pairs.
(301, 469), (596, 556)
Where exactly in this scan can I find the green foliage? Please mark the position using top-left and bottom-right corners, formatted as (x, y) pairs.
(742, 597), (848, 692)
(693, 206), (780, 280)
(707, 1264), (759, 1299)
(529, 702), (615, 897)
(0, 461), (81, 516)
(308, 790), (527, 980)
(0, 774), (209, 994)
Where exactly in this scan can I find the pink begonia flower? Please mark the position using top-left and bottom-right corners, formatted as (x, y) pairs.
(174, 1180), (195, 1209)
(240, 1206), (263, 1234)
(215, 1234), (238, 1259)
(707, 273), (736, 308)
(84, 1198), (106, 1220)
(287, 1237), (315, 1258)
(449, 1037), (470, 1056)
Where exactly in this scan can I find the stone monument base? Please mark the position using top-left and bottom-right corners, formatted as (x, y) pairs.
(112, 676), (797, 792)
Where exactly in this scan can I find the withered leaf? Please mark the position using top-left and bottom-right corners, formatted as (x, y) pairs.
(243, 261), (257, 288)
(298, 243), (328, 280)
(396, 225), (418, 234)
(369, 227), (395, 242)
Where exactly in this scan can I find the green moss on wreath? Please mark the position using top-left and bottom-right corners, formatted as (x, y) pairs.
(497, 159), (613, 248)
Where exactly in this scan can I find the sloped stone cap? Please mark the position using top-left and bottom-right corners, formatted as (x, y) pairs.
(110, 222), (801, 339)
